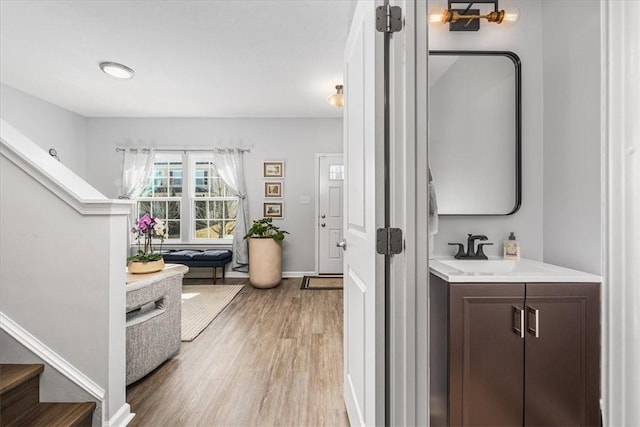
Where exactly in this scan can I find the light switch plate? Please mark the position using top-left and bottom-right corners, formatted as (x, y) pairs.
(299, 195), (311, 205)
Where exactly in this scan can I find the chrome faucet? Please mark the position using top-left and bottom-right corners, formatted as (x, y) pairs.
(448, 234), (493, 260)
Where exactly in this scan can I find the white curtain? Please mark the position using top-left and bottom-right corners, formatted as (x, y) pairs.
(119, 149), (155, 199)
(214, 149), (249, 272)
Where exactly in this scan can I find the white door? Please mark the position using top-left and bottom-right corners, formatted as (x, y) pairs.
(318, 155), (344, 274)
(342, 1), (386, 425)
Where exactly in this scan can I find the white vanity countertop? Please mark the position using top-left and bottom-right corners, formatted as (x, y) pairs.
(429, 258), (602, 283)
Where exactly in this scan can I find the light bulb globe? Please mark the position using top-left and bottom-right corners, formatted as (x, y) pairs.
(503, 7), (520, 25)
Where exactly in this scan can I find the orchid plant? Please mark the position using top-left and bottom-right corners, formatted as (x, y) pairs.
(127, 213), (167, 264)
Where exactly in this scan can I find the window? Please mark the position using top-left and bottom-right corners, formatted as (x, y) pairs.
(137, 155), (182, 240)
(329, 164), (344, 180)
(193, 161), (238, 240)
(135, 154), (238, 244)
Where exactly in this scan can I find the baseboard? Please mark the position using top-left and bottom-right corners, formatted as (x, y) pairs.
(227, 271), (315, 278)
(0, 312), (105, 402)
(106, 403), (135, 427)
(184, 270), (315, 279)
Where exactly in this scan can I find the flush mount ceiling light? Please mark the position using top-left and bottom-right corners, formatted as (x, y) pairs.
(327, 84), (344, 108)
(430, 0), (519, 31)
(99, 61), (135, 79)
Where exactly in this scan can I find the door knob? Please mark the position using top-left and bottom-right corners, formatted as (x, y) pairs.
(321, 223), (326, 227)
(321, 214), (326, 218)
(337, 239), (347, 250)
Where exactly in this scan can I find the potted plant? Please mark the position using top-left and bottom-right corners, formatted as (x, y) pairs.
(244, 217), (289, 288)
(127, 213), (167, 274)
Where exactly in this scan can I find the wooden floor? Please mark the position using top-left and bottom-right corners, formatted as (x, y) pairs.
(126, 278), (349, 427)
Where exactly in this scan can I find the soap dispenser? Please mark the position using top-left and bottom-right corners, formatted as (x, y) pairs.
(503, 232), (521, 260)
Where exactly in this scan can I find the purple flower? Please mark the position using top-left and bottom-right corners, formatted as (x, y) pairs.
(137, 213), (156, 233)
(139, 213), (153, 225)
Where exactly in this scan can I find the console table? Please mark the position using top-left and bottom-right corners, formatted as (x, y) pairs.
(125, 264), (188, 385)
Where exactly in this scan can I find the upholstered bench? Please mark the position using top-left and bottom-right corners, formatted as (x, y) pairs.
(163, 249), (232, 284)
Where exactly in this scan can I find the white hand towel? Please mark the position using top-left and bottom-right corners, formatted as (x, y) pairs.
(428, 167), (439, 257)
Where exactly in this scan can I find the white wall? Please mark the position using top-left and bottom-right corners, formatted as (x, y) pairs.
(541, 0), (601, 274)
(86, 118), (343, 273)
(0, 125), (131, 424)
(0, 83), (88, 178)
(428, 0), (544, 259)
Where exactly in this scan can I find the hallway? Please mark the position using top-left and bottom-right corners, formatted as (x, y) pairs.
(126, 278), (348, 426)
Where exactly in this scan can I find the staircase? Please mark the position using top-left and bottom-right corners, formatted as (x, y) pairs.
(0, 364), (95, 427)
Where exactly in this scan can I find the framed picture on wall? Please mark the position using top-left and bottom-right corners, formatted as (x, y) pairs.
(263, 161), (284, 178)
(263, 202), (284, 219)
(264, 182), (283, 198)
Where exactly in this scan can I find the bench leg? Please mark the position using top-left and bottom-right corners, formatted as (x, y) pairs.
(212, 267), (217, 285)
(222, 266), (226, 280)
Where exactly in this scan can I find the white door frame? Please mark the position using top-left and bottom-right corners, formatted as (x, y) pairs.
(314, 152), (343, 275)
(601, 0), (640, 424)
(387, 1), (429, 425)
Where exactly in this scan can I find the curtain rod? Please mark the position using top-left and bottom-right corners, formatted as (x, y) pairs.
(115, 147), (250, 153)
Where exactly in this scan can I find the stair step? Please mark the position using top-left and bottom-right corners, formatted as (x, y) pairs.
(0, 364), (44, 395)
(1, 365), (96, 426)
(1, 364), (44, 423)
(5, 402), (96, 427)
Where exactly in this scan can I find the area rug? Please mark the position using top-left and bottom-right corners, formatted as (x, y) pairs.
(300, 275), (343, 290)
(181, 285), (244, 341)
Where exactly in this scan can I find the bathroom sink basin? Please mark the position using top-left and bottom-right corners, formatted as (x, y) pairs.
(437, 259), (545, 274)
(429, 258), (602, 283)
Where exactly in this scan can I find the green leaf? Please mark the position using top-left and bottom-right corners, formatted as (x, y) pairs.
(127, 252), (163, 265)
(244, 217), (289, 240)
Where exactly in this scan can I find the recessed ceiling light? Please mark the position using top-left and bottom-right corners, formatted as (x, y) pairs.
(99, 62), (135, 79)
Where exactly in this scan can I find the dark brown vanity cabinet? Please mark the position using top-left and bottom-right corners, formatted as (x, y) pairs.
(430, 274), (600, 427)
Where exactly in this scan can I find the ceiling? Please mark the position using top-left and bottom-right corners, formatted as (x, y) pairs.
(0, 0), (354, 118)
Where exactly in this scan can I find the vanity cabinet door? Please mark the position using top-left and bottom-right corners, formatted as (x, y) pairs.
(450, 283), (526, 427)
(523, 283), (600, 427)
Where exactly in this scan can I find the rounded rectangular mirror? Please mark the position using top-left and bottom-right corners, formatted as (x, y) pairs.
(429, 51), (521, 215)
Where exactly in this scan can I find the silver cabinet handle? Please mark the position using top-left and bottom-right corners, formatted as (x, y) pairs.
(512, 306), (524, 338)
(321, 223), (326, 227)
(337, 240), (347, 250)
(527, 306), (540, 338)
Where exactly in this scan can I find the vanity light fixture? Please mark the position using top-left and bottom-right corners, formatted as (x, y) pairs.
(430, 0), (519, 31)
(327, 85), (344, 108)
(99, 61), (135, 79)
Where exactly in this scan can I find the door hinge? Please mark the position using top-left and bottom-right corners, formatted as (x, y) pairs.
(376, 227), (403, 255)
(376, 5), (402, 33)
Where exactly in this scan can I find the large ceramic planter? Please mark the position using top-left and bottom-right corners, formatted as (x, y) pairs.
(127, 258), (165, 274)
(248, 238), (282, 288)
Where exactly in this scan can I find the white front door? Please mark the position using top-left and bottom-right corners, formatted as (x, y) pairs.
(318, 154), (344, 274)
(342, 1), (386, 425)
